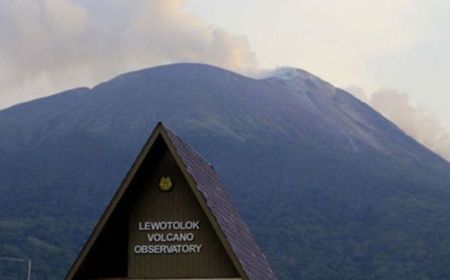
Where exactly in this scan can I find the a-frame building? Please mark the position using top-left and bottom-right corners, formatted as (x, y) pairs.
(65, 122), (277, 280)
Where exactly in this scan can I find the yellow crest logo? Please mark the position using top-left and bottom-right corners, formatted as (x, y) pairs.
(159, 176), (173, 191)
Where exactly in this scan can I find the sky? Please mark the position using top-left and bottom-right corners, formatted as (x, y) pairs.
(0, 0), (449, 159)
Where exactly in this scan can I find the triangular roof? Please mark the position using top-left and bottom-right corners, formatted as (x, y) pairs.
(66, 122), (277, 280)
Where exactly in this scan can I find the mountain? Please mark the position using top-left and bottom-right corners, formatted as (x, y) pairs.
(1, 63), (450, 280)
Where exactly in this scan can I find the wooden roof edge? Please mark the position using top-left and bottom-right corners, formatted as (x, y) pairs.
(158, 125), (249, 280)
(161, 125), (277, 280)
(65, 122), (166, 279)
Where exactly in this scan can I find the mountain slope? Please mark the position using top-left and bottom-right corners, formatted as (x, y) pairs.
(1, 63), (450, 279)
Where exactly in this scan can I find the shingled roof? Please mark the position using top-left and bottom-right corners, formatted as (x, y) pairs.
(163, 124), (277, 280)
(65, 122), (277, 280)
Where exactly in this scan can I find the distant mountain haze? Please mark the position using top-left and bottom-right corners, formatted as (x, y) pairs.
(1, 63), (450, 279)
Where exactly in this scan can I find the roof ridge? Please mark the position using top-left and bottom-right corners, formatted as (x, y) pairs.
(160, 123), (215, 168)
(160, 123), (277, 280)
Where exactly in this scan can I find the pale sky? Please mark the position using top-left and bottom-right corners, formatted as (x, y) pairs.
(0, 0), (449, 158)
(186, 0), (450, 128)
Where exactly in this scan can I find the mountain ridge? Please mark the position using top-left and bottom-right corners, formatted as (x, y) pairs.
(1, 63), (450, 279)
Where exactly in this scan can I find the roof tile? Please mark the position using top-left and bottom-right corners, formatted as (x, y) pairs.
(164, 125), (277, 280)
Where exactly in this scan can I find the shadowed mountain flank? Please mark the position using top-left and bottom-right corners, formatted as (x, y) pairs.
(1, 63), (450, 279)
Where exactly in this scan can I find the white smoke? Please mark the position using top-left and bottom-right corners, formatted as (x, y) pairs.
(347, 86), (450, 161)
(0, 0), (257, 108)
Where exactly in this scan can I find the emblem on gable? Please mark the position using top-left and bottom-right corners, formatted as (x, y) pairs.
(159, 176), (173, 191)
